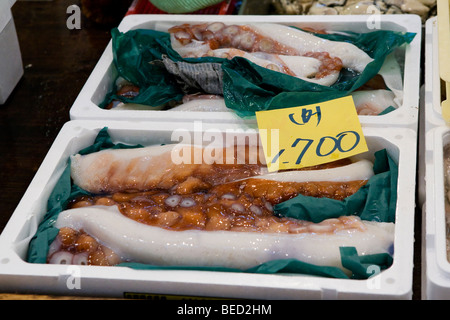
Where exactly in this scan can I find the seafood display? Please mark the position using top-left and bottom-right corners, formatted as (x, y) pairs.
(70, 144), (266, 194)
(443, 144), (450, 261)
(50, 205), (394, 270)
(270, 0), (436, 22)
(104, 21), (410, 116)
(169, 22), (372, 86)
(44, 142), (395, 273)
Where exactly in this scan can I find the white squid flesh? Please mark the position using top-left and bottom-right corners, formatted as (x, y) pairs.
(52, 205), (394, 271)
(48, 146), (387, 272)
(170, 96), (229, 112)
(253, 159), (374, 183)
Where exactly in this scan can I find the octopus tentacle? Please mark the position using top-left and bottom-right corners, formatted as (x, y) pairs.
(49, 158), (375, 268)
(169, 22), (372, 86)
(205, 48), (339, 86)
(50, 140), (391, 272)
(70, 144), (266, 194)
(249, 23), (373, 73)
(51, 206), (394, 271)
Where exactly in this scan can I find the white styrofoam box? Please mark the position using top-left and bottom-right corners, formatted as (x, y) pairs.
(418, 17), (445, 207)
(422, 127), (450, 299)
(0, 120), (417, 299)
(0, 0), (23, 104)
(423, 17), (446, 130)
(69, 14), (422, 128)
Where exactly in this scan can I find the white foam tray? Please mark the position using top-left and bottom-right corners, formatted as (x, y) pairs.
(418, 18), (450, 300)
(422, 127), (450, 299)
(0, 120), (416, 299)
(422, 17), (447, 130)
(418, 18), (450, 207)
(69, 14), (422, 128)
(417, 18), (440, 207)
(419, 17), (450, 300)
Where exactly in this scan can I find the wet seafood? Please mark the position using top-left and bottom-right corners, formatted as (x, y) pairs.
(204, 48), (341, 86)
(107, 23), (405, 114)
(170, 96), (229, 112)
(71, 143), (373, 195)
(71, 144), (266, 194)
(251, 159), (374, 183)
(169, 22), (373, 84)
(49, 205), (394, 270)
(45, 140), (392, 272)
(68, 171), (371, 233)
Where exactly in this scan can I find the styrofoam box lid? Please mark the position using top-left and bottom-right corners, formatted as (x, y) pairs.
(423, 127), (450, 299)
(69, 14), (422, 129)
(418, 17), (443, 207)
(0, 120), (417, 299)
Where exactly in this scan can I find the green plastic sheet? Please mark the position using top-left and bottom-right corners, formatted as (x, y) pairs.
(27, 128), (395, 279)
(102, 27), (416, 117)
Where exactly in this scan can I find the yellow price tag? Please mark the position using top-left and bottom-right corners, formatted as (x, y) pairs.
(255, 96), (368, 172)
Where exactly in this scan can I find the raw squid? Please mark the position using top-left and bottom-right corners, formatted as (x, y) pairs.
(169, 22), (373, 85)
(50, 205), (394, 271)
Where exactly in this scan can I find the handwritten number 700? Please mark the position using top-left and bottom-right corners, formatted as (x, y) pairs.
(271, 130), (361, 165)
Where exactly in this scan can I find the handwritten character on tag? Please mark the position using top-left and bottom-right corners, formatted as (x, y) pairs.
(288, 106), (321, 126)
